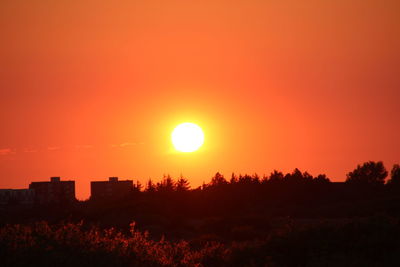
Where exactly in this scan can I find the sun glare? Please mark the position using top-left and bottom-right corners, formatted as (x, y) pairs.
(171, 123), (204, 152)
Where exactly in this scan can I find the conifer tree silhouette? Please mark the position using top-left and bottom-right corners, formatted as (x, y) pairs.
(176, 175), (190, 192)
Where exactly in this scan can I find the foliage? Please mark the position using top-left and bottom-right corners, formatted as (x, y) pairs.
(2, 217), (400, 266)
(210, 172), (228, 187)
(346, 161), (388, 186)
(0, 221), (228, 267)
(145, 179), (157, 193)
(176, 176), (190, 192)
(156, 175), (176, 193)
(387, 164), (400, 186)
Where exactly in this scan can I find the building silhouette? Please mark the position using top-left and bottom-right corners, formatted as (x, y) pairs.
(91, 177), (133, 200)
(0, 189), (35, 205)
(29, 177), (75, 204)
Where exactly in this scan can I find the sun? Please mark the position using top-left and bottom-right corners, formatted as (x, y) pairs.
(171, 123), (204, 152)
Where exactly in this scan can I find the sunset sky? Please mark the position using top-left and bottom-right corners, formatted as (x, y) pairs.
(1, 0), (399, 199)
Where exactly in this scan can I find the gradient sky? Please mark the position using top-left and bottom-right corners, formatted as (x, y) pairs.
(1, 0), (399, 199)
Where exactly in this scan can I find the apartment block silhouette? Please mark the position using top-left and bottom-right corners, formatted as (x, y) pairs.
(29, 177), (75, 204)
(91, 177), (133, 200)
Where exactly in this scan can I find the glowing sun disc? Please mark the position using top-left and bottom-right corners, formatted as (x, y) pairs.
(172, 123), (204, 152)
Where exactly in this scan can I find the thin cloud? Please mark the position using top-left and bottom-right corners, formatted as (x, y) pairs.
(47, 146), (61, 151)
(111, 142), (144, 148)
(23, 148), (38, 153)
(0, 148), (15, 156)
(75, 145), (93, 149)
(120, 142), (138, 147)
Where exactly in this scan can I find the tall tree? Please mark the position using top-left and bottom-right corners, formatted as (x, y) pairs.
(268, 170), (284, 182)
(145, 179), (156, 192)
(157, 175), (175, 192)
(313, 174), (330, 184)
(133, 181), (142, 192)
(210, 172), (228, 186)
(230, 173), (238, 184)
(346, 161), (387, 186)
(387, 164), (400, 186)
(176, 175), (190, 192)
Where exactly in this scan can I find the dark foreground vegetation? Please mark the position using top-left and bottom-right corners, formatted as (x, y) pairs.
(2, 161), (400, 266)
(2, 216), (400, 266)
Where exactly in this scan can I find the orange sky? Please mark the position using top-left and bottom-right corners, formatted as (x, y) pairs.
(1, 0), (399, 199)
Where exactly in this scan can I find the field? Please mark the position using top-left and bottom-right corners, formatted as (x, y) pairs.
(2, 215), (400, 266)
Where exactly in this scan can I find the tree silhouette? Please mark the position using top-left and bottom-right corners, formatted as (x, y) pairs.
(156, 175), (175, 192)
(283, 168), (311, 184)
(176, 176), (190, 192)
(230, 173), (238, 184)
(387, 164), (400, 186)
(210, 172), (228, 186)
(145, 179), (156, 193)
(238, 174), (257, 185)
(133, 181), (142, 192)
(346, 161), (387, 186)
(302, 171), (314, 182)
(268, 170), (284, 183)
(313, 174), (330, 184)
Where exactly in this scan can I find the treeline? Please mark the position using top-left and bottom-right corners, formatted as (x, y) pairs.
(135, 161), (400, 193)
(76, 161), (400, 229)
(2, 161), (400, 239)
(127, 161), (400, 217)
